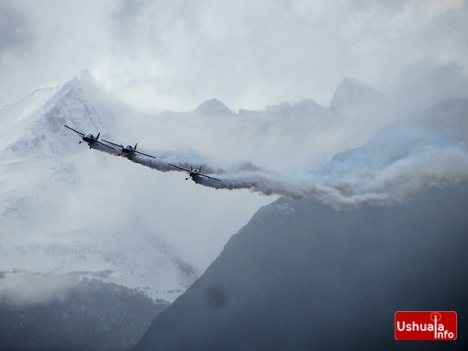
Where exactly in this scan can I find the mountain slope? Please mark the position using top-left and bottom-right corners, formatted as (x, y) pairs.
(131, 184), (468, 350)
(0, 72), (198, 303)
(0, 278), (168, 351)
(329, 77), (386, 113)
(131, 97), (468, 350)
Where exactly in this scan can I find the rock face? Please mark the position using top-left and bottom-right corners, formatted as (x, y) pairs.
(329, 77), (386, 113)
(132, 185), (468, 350)
(195, 98), (237, 117)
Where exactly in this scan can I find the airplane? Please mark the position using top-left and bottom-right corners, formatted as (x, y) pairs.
(64, 125), (115, 151)
(168, 164), (222, 182)
(101, 139), (156, 159)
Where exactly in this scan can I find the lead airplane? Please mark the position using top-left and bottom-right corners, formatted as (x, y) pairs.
(101, 139), (156, 159)
(64, 125), (115, 151)
(168, 164), (222, 182)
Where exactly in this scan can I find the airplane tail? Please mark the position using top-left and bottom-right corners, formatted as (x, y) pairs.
(97, 132), (100, 140)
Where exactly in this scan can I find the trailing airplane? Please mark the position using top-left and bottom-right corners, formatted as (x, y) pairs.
(168, 164), (222, 182)
(64, 125), (115, 151)
(101, 139), (156, 159)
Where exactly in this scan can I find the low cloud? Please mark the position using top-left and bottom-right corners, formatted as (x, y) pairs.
(0, 271), (77, 306)
(0, 1), (34, 54)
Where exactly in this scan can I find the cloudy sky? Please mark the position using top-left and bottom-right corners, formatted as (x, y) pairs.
(1, 0), (467, 112)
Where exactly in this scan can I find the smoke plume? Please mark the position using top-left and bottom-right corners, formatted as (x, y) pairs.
(88, 128), (468, 210)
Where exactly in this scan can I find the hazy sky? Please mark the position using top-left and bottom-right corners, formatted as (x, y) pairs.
(1, 0), (467, 111)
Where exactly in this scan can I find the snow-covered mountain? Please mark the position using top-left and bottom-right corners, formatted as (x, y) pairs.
(195, 98), (237, 117)
(3, 70), (346, 304)
(0, 71), (200, 303)
(0, 70), (114, 158)
(329, 77), (386, 113)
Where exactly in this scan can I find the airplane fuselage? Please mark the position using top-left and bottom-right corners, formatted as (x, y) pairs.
(117, 146), (134, 157)
(81, 134), (98, 147)
(186, 170), (200, 181)
(168, 163), (221, 182)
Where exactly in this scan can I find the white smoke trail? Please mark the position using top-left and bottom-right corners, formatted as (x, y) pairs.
(87, 141), (468, 210)
(318, 146), (468, 209)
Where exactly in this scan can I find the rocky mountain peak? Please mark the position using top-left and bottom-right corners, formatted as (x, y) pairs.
(196, 98), (236, 117)
(329, 77), (386, 112)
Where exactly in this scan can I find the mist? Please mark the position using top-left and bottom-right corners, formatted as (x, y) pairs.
(82, 91), (468, 211)
(1, 1), (467, 112)
(0, 271), (76, 306)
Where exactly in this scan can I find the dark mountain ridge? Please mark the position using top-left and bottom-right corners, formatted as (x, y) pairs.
(132, 184), (468, 350)
(0, 279), (168, 351)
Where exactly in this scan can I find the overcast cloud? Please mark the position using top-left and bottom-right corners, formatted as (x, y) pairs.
(1, 0), (467, 112)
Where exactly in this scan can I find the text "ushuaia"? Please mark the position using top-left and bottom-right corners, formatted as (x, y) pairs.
(394, 311), (457, 341)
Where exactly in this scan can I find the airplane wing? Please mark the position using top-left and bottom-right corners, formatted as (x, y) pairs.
(168, 163), (191, 172)
(102, 139), (155, 158)
(199, 173), (222, 182)
(135, 150), (156, 159)
(101, 139), (123, 148)
(64, 124), (85, 137)
(94, 140), (116, 151)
